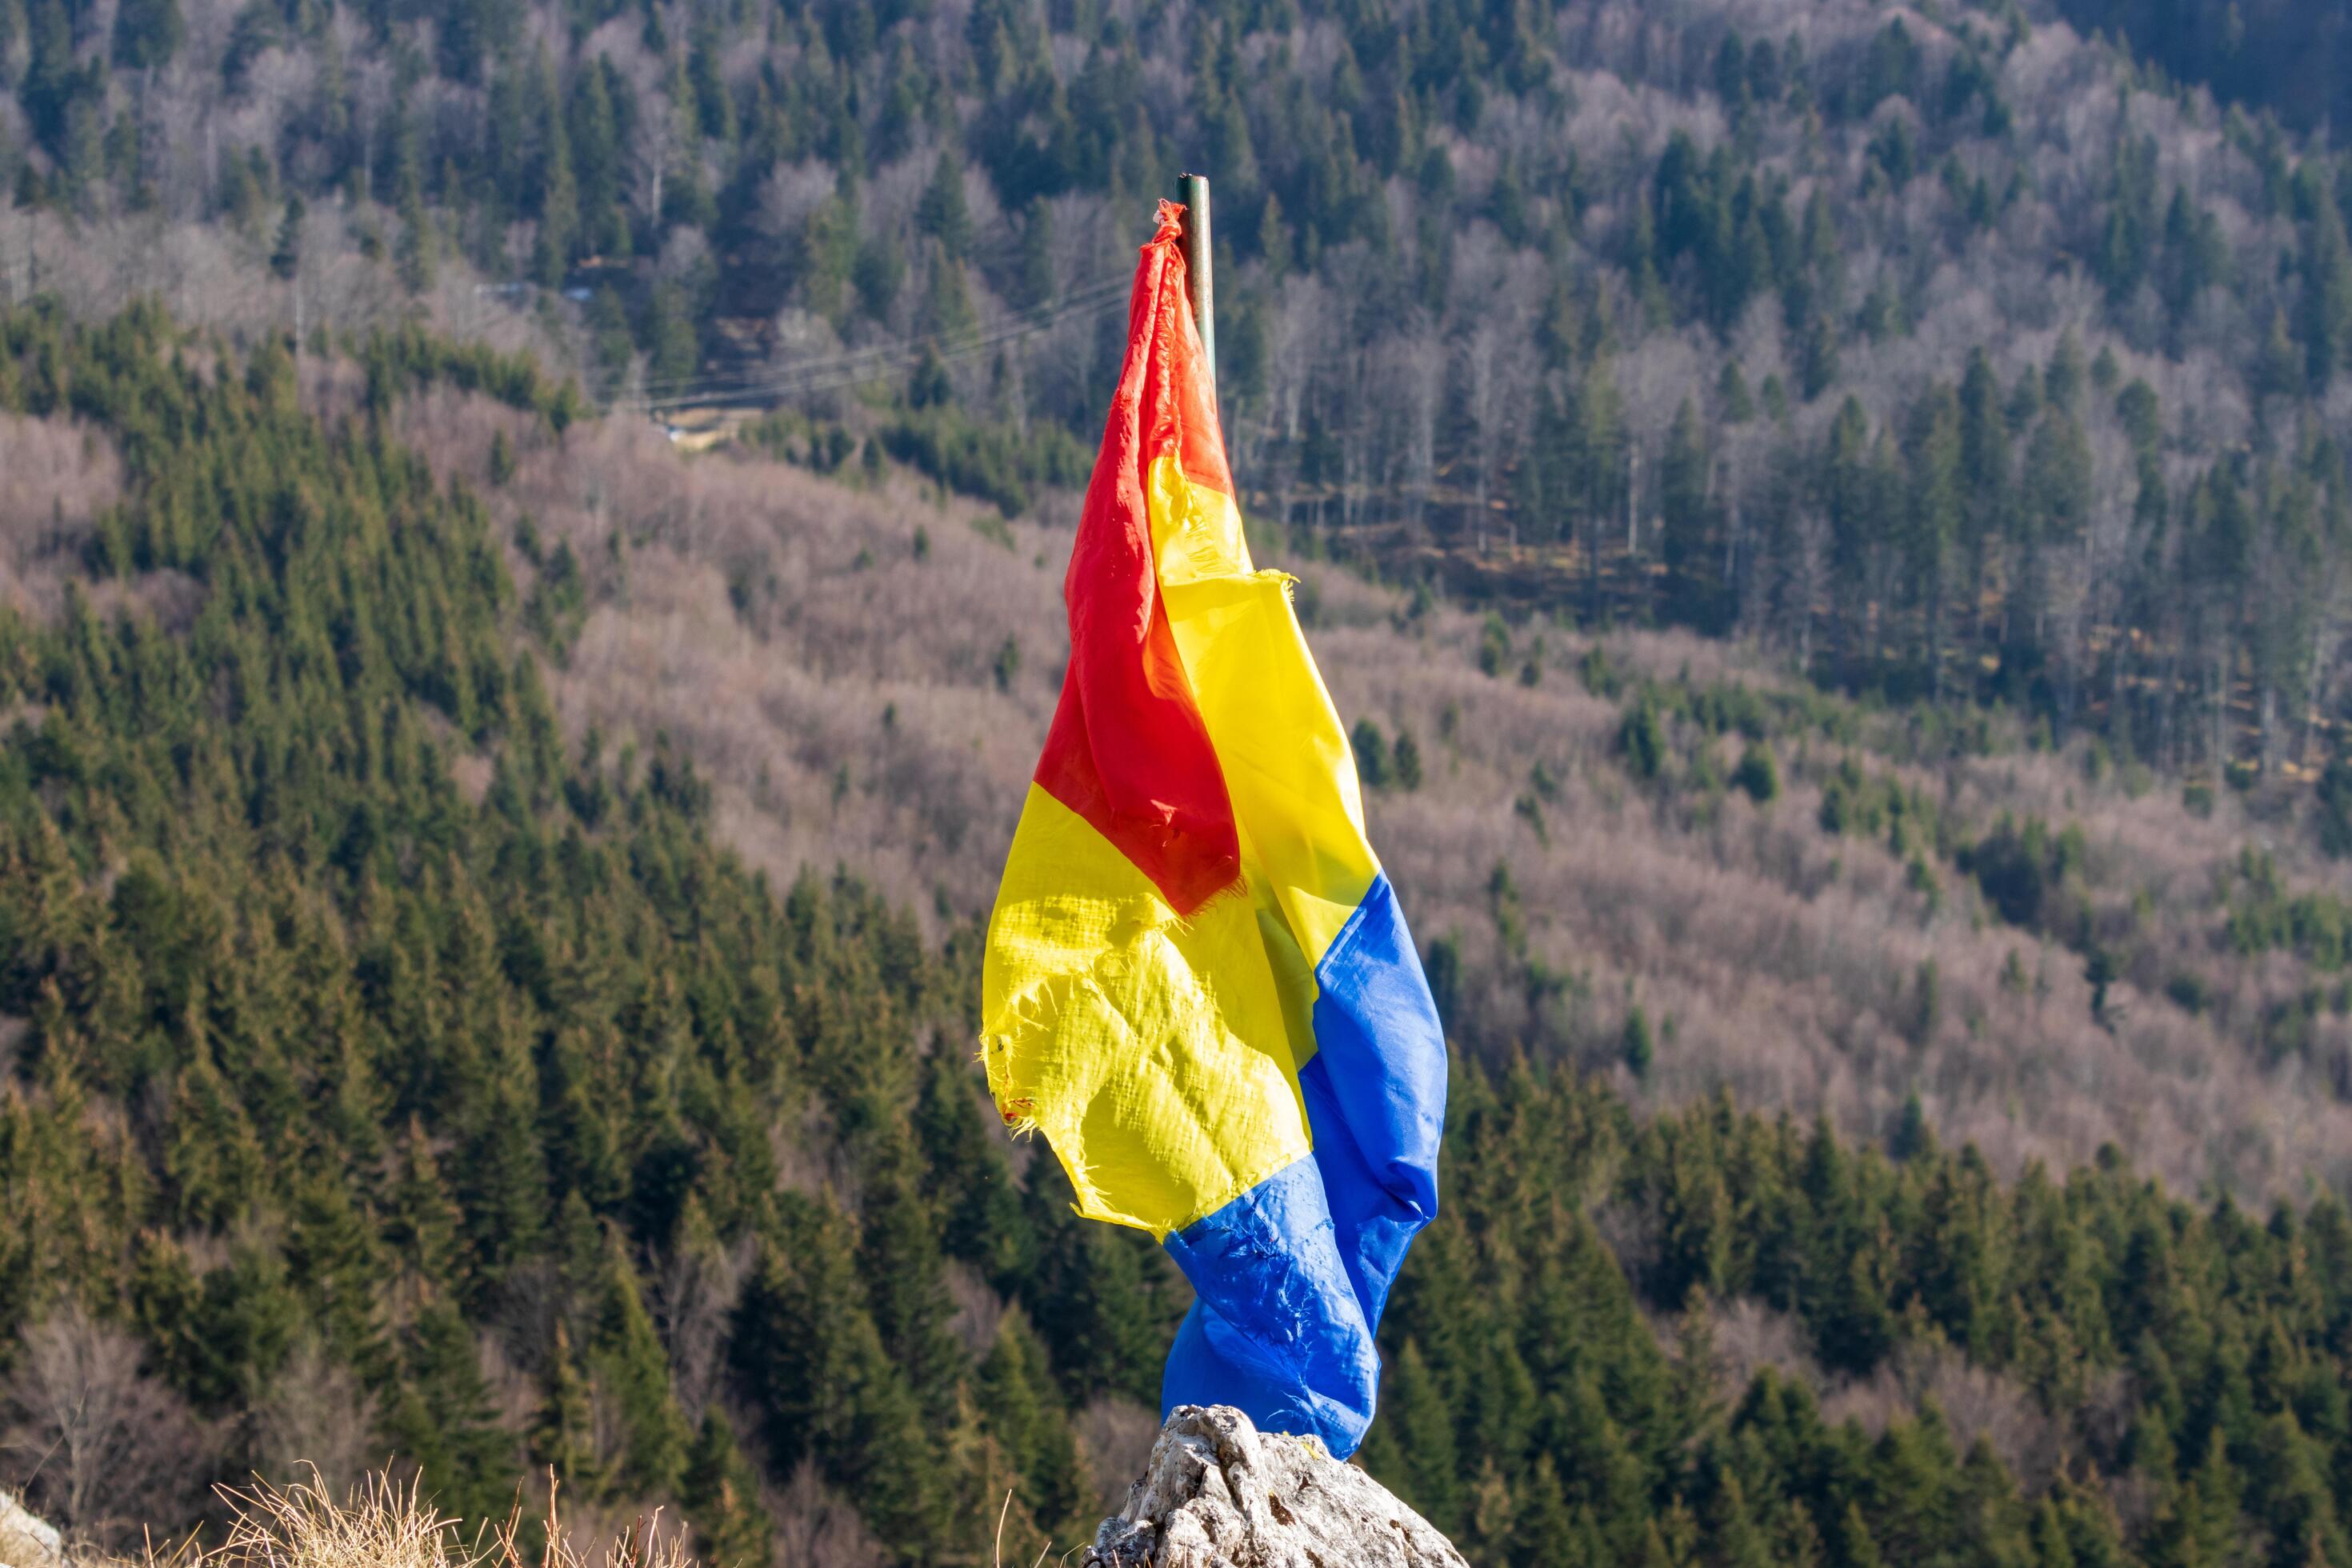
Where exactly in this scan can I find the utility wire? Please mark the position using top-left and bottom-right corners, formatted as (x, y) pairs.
(622, 275), (1127, 407)
(614, 274), (1131, 413)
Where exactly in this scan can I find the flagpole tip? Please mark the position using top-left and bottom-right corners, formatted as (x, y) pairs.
(1177, 175), (1215, 394)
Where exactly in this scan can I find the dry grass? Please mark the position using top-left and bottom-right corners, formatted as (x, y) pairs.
(75, 1472), (698, 1568)
(3, 1514), (62, 1568)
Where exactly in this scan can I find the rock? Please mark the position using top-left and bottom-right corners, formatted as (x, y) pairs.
(0, 1489), (62, 1568)
(1085, 1405), (1468, 1568)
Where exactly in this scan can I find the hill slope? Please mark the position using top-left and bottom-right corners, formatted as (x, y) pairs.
(18, 0), (2352, 786)
(362, 373), (2352, 1201)
(4, 307), (2352, 1568)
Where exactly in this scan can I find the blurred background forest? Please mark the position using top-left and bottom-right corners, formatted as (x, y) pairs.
(10, 0), (2352, 1565)
(26, 0), (2352, 768)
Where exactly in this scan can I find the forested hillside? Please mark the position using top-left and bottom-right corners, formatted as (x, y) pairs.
(15, 0), (2352, 782)
(2054, 0), (2352, 134)
(11, 0), (2352, 1560)
(5, 300), (2352, 1568)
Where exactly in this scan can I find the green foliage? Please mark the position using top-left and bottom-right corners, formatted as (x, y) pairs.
(2225, 848), (2352, 969)
(2319, 757), (2352, 858)
(1478, 614), (1512, 678)
(1622, 699), (1668, 781)
(878, 406), (1087, 518)
(682, 1410), (771, 1568)
(0, 306), (1070, 1554)
(1965, 814), (2090, 931)
(1353, 717), (1390, 790)
(1622, 1004), (1655, 1078)
(1394, 728), (1425, 791)
(976, 1312), (1087, 1542)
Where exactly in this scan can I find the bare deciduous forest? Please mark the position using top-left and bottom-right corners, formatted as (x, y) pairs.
(386, 378), (2352, 1201)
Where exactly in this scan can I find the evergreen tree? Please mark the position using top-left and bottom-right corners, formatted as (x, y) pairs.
(384, 1294), (513, 1522)
(532, 54), (579, 287)
(1661, 397), (1715, 626)
(682, 1410), (771, 1568)
(270, 195), (306, 281)
(1382, 1341), (1464, 1538)
(2302, 189), (2352, 391)
(588, 1235), (689, 1497)
(977, 1311), (1087, 1540)
(532, 1320), (602, 1491)
(396, 138), (438, 295)
(110, 0), (182, 68)
(917, 151), (972, 260)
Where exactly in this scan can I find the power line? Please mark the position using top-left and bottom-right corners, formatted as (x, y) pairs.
(626, 275), (1128, 407)
(614, 274), (1131, 414)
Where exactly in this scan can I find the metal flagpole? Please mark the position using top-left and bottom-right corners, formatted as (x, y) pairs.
(1179, 173), (1214, 406)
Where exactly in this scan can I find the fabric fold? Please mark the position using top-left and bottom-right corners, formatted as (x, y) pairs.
(980, 199), (1446, 1458)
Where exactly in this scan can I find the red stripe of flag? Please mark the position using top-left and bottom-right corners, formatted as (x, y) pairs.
(1032, 202), (1242, 915)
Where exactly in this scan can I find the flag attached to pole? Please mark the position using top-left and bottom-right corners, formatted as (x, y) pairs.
(979, 200), (1446, 1458)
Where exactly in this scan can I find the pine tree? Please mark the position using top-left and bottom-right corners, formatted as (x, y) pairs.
(733, 1201), (943, 1551)
(395, 142), (438, 296)
(1623, 1003), (1656, 1078)
(284, 1168), (386, 1374)
(1015, 198), (1055, 309)
(914, 1051), (1032, 1289)
(454, 1023), (548, 1291)
(532, 1319), (602, 1491)
(917, 151), (972, 261)
(110, 0), (181, 67)
(2250, 1410), (2350, 1568)
(1706, 1467), (1771, 1568)
(385, 1293), (514, 1523)
(1511, 1457), (1590, 1568)
(1660, 397), (1714, 626)
(919, 244), (976, 342)
(1394, 729), (1426, 790)
(1352, 718), (1392, 788)
(532, 54), (578, 287)
(270, 196), (305, 281)
(588, 1232), (690, 1498)
(386, 1115), (466, 1290)
(2302, 190), (2352, 391)
(1718, 361), (1755, 423)
(645, 283), (700, 386)
(977, 1310), (1087, 1540)
(682, 1410), (771, 1568)
(1384, 1340), (1465, 1537)
(1835, 1502), (1885, 1568)
(858, 1131), (965, 1424)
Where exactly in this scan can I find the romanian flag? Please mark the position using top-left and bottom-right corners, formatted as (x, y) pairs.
(980, 201), (1446, 1458)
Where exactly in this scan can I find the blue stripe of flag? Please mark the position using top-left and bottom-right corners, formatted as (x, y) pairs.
(1159, 872), (1447, 1457)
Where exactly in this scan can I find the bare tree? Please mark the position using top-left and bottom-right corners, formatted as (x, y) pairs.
(630, 97), (683, 234)
(0, 1310), (208, 1547)
(1782, 508), (1832, 670)
(1458, 326), (1507, 550)
(649, 1238), (746, 1429)
(250, 1340), (380, 1498)
(1391, 333), (1446, 539)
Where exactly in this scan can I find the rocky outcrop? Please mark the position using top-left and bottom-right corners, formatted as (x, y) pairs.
(1086, 1405), (1468, 1568)
(0, 1490), (62, 1568)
